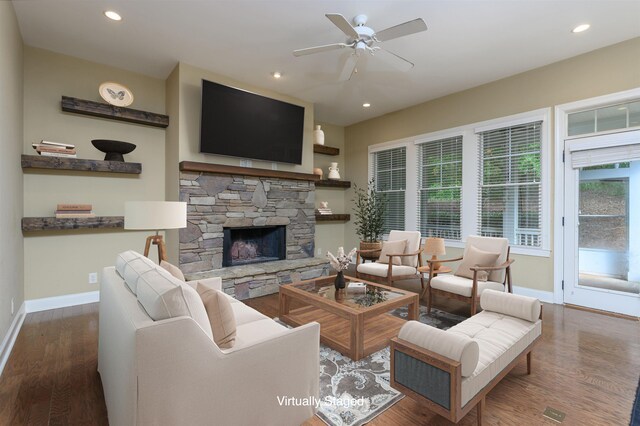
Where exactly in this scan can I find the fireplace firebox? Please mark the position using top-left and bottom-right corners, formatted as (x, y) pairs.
(222, 225), (286, 267)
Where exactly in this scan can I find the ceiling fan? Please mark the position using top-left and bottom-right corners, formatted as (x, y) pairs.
(293, 14), (427, 81)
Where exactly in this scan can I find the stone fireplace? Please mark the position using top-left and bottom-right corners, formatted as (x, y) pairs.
(178, 162), (330, 299)
(223, 225), (286, 267)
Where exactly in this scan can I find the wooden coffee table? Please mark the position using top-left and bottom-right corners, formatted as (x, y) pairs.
(279, 275), (419, 361)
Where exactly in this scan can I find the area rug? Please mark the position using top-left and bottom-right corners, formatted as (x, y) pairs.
(300, 306), (465, 426)
(631, 377), (640, 425)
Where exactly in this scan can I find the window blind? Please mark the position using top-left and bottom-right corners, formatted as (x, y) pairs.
(374, 147), (406, 234)
(478, 121), (542, 247)
(570, 143), (640, 169)
(417, 136), (463, 240)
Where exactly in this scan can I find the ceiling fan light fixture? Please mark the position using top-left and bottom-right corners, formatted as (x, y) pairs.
(104, 10), (122, 21)
(362, 103), (371, 108)
(572, 23), (590, 33)
(293, 13), (427, 81)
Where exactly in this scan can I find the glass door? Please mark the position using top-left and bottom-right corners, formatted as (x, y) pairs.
(564, 131), (640, 317)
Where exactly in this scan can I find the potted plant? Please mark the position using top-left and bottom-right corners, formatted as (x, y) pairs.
(352, 179), (387, 259)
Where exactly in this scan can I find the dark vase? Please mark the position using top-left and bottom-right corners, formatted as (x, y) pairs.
(334, 270), (346, 290)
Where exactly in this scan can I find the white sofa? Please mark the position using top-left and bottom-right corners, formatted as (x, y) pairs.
(390, 290), (542, 425)
(98, 251), (320, 426)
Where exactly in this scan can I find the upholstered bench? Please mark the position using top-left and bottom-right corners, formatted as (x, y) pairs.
(390, 290), (542, 425)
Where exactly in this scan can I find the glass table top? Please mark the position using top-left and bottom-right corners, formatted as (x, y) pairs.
(289, 275), (408, 308)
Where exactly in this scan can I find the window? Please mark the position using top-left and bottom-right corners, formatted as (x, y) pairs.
(477, 121), (542, 247)
(417, 136), (463, 240)
(367, 108), (550, 256)
(567, 100), (640, 136)
(373, 147), (406, 234)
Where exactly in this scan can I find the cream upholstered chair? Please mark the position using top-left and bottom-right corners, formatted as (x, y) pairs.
(355, 230), (424, 288)
(426, 236), (514, 316)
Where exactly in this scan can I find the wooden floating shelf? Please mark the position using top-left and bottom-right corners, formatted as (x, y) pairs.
(313, 145), (340, 156)
(22, 216), (125, 232)
(315, 180), (351, 188)
(61, 96), (169, 128)
(22, 155), (142, 174)
(179, 161), (319, 182)
(315, 214), (350, 222)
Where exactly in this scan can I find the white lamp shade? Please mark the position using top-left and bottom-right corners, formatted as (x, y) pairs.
(424, 237), (446, 256)
(124, 201), (187, 230)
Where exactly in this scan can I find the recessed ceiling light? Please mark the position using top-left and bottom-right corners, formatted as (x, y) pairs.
(104, 10), (122, 21)
(572, 24), (590, 33)
(272, 71), (282, 79)
(362, 103), (371, 108)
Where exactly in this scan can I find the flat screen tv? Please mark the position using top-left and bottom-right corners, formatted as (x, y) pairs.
(200, 79), (305, 164)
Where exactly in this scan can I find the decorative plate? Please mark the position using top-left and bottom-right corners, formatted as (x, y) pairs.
(99, 81), (134, 107)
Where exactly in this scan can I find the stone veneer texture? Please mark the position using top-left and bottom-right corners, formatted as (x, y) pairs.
(179, 171), (317, 274)
(186, 257), (331, 300)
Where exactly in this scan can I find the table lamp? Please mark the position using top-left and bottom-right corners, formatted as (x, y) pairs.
(424, 237), (446, 271)
(125, 201), (187, 263)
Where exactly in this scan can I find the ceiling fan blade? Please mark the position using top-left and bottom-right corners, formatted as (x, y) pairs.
(373, 48), (414, 72)
(338, 54), (359, 81)
(325, 13), (359, 39)
(293, 43), (350, 57)
(374, 18), (427, 42)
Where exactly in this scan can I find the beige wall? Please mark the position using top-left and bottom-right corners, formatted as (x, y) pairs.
(313, 122), (347, 256)
(0, 2), (24, 343)
(174, 62), (314, 173)
(22, 47), (166, 299)
(344, 37), (640, 293)
(164, 65), (181, 264)
(165, 62), (316, 262)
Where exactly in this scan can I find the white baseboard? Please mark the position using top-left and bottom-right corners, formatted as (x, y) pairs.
(0, 302), (26, 377)
(0, 291), (101, 378)
(25, 290), (100, 313)
(512, 286), (555, 304)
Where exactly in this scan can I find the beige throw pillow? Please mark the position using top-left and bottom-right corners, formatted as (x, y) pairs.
(455, 245), (500, 281)
(160, 260), (186, 282)
(377, 239), (407, 266)
(196, 284), (236, 349)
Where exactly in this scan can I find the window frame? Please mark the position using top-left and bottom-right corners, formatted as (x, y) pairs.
(476, 120), (544, 249)
(369, 143), (408, 235)
(416, 134), (464, 241)
(553, 87), (640, 303)
(367, 108), (551, 256)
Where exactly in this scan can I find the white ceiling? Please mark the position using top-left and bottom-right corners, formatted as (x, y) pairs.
(12, 0), (640, 126)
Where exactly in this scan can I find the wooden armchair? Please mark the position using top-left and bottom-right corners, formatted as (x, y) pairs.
(426, 236), (514, 315)
(355, 230), (424, 289)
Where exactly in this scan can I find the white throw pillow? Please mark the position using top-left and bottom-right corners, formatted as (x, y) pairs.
(115, 250), (140, 277)
(455, 245), (500, 281)
(377, 240), (407, 266)
(399, 321), (479, 378)
(115, 250), (157, 295)
(481, 289), (541, 322)
(135, 266), (213, 339)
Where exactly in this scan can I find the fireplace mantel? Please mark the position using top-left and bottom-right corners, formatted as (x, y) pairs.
(179, 161), (319, 182)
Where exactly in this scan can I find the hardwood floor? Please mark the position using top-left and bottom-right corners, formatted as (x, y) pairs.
(0, 304), (108, 425)
(1, 290), (638, 425)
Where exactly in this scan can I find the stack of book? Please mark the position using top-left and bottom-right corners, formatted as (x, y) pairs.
(55, 204), (95, 219)
(32, 140), (77, 158)
(316, 207), (333, 215)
